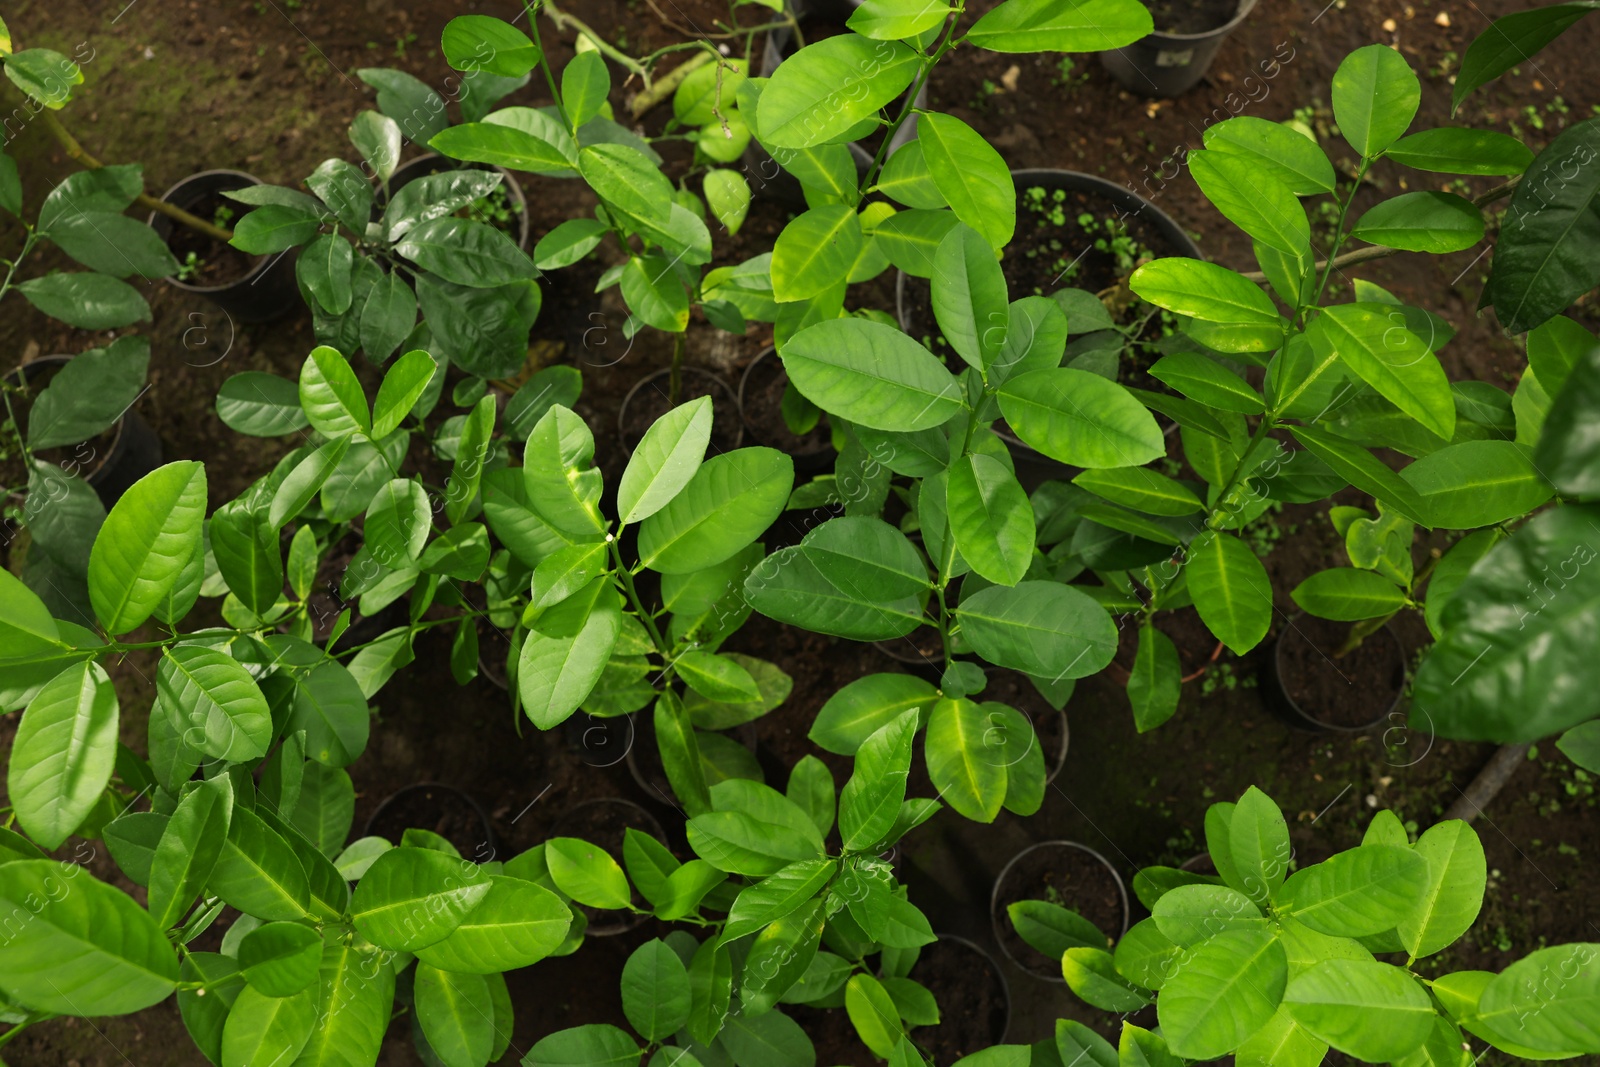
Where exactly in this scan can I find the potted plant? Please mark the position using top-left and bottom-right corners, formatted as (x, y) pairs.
(1052, 785), (1600, 1063)
(147, 170), (302, 322)
(992, 840), (1129, 982)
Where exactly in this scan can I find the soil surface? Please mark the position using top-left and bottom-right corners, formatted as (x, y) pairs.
(164, 189), (261, 287)
(1147, 0), (1242, 36)
(366, 783), (494, 858)
(907, 938), (1011, 1064)
(993, 843), (1127, 977)
(739, 349), (834, 462)
(4, 0), (1600, 1064)
(1277, 612), (1407, 729)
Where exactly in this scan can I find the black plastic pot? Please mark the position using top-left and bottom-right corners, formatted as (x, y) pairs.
(364, 783), (498, 863)
(1264, 612), (1406, 733)
(990, 840), (1130, 982)
(549, 798), (665, 935)
(385, 153), (531, 252)
(1099, 0), (1260, 98)
(896, 168), (1201, 490)
(739, 347), (835, 473)
(148, 170), (301, 324)
(746, 0), (926, 210)
(617, 366), (744, 456)
(4, 355), (163, 508)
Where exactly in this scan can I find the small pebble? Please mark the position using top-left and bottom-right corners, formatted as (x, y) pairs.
(1365, 793), (1379, 807)
(1435, 10), (1451, 25)
(1382, 18), (1398, 31)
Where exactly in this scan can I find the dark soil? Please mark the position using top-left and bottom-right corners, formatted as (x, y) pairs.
(1147, 0), (1241, 36)
(908, 938), (1010, 1062)
(549, 798), (663, 934)
(365, 783), (494, 859)
(739, 349), (833, 461)
(165, 189), (260, 287)
(872, 628), (946, 676)
(618, 366), (744, 456)
(993, 843), (1126, 977)
(1276, 613), (1406, 729)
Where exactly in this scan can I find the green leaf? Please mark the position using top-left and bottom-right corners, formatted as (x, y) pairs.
(1151, 883), (1264, 945)
(782, 318), (964, 432)
(687, 808), (823, 877)
(932, 222), (1010, 369)
(1186, 531), (1272, 655)
(1476, 943), (1600, 1053)
(1291, 568), (1406, 620)
(1009, 899), (1107, 958)
(1451, 2), (1600, 111)
(17, 271), (151, 329)
(580, 141), (674, 224)
(0, 860), (179, 1014)
(1482, 119), (1600, 334)
(221, 985), (318, 1067)
(966, 0), (1152, 51)
(621, 254), (690, 332)
(1189, 150), (1309, 256)
(526, 1025), (641, 1067)
(1401, 440), (1551, 528)
(638, 448), (793, 574)
(1309, 302), (1455, 439)
(548, 836), (632, 909)
(88, 461), (206, 634)
(924, 696), (1007, 822)
(998, 368), (1164, 468)
(1413, 504), (1600, 741)
(1073, 468), (1201, 517)
(846, 974), (903, 1058)
(1385, 127), (1534, 175)
(947, 452), (1034, 586)
(416, 963), (494, 1067)
(1289, 426), (1428, 524)
(1283, 959), (1433, 1062)
(849, 0), (952, 39)
(809, 673), (938, 755)
(720, 1010), (815, 1067)
(445, 393), (495, 526)
(874, 208), (960, 277)
(562, 49), (611, 126)
(1159, 927), (1288, 1061)
(431, 120), (577, 175)
(520, 584), (623, 729)
(724, 859), (838, 941)
(623, 939), (693, 1041)
(1055, 1020), (1118, 1067)
(216, 372), (309, 437)
(238, 922), (321, 998)
(1528, 314), (1597, 397)
(370, 349), (437, 439)
(619, 396), (713, 524)
(1397, 820), (1485, 959)
(25, 336), (150, 452)
(1350, 191), (1484, 253)
(1127, 623), (1181, 733)
(299, 345), (372, 438)
(704, 169), (752, 236)
(839, 710), (919, 850)
(534, 218), (608, 270)
(1557, 721), (1600, 773)
(415, 874), (570, 973)
(350, 845), (492, 951)
(298, 233), (354, 315)
(156, 645), (273, 762)
(290, 661), (369, 767)
(1234, 1007), (1327, 1067)
(676, 650), (761, 704)
(365, 479), (433, 566)
(147, 776), (232, 931)
(1203, 115), (1335, 194)
(956, 581), (1117, 679)
(394, 216), (534, 287)
(1229, 786), (1290, 906)
(441, 14), (540, 76)
(918, 112), (1015, 251)
(744, 517), (929, 641)
(4, 47), (83, 107)
(1149, 351), (1265, 414)
(756, 34), (919, 148)
(1061, 947), (1153, 1012)
(1277, 844), (1429, 937)
(772, 205), (865, 303)
(7, 662), (117, 850)
(1332, 44), (1420, 157)
(1130, 258), (1282, 325)
(229, 204), (321, 255)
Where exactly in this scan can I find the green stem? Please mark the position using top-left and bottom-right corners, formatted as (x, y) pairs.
(1302, 157), (1371, 321)
(524, 1), (573, 135)
(539, 0), (648, 81)
(609, 536), (670, 656)
(856, 2), (964, 205)
(1204, 417), (1277, 532)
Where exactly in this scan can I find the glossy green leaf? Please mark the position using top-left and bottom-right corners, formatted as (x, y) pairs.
(207, 807), (312, 922)
(1159, 926), (1288, 1061)
(918, 112), (1015, 251)
(1130, 258), (1282, 325)
(998, 368), (1164, 468)
(1350, 192), (1484, 253)
(636, 447), (792, 573)
(947, 452), (1034, 586)
(350, 845), (491, 951)
(1061, 947), (1152, 1012)
(1277, 844), (1429, 937)
(298, 345), (371, 438)
(221, 984), (318, 1067)
(547, 836), (632, 909)
(1332, 44), (1420, 157)
(756, 34), (919, 148)
(1186, 531), (1272, 655)
(846, 973), (903, 1058)
(526, 1025), (641, 1067)
(7, 661), (117, 850)
(520, 585), (622, 729)
(1189, 150), (1309, 256)
(156, 645), (273, 763)
(416, 963), (494, 1067)
(148, 776), (232, 931)
(416, 874), (570, 973)
(1203, 115), (1335, 194)
(783, 317), (964, 432)
(1291, 567), (1405, 620)
(932, 222), (1009, 369)
(1229, 786), (1290, 906)
(1149, 351), (1264, 414)
(966, 0), (1152, 51)
(623, 939), (693, 1041)
(237, 922), (321, 997)
(956, 581), (1117, 679)
(1476, 943), (1600, 1053)
(1234, 1007), (1328, 1067)
(1398, 820), (1485, 959)
(88, 461), (206, 634)
(810, 673), (938, 755)
(1283, 959), (1433, 1062)
(772, 205), (865, 303)
(745, 517), (928, 641)
(1127, 623), (1180, 733)
(924, 696), (1006, 822)
(441, 15), (540, 76)
(1385, 127), (1533, 175)
(1400, 440), (1551, 528)
(619, 396), (713, 524)
(1451, 2), (1600, 111)
(290, 661), (369, 767)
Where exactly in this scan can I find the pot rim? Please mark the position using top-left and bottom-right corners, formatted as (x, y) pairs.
(989, 839), (1131, 981)
(150, 169), (280, 296)
(362, 781), (498, 862)
(1272, 611), (1406, 732)
(737, 346), (835, 459)
(617, 365), (745, 455)
(1136, 0), (1260, 43)
(920, 932), (1013, 1046)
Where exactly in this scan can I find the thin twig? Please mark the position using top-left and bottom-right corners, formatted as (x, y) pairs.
(630, 49), (716, 119)
(38, 109), (235, 242)
(1241, 174), (1523, 283)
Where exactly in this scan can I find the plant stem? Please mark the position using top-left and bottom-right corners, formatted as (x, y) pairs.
(524, 1), (573, 135)
(37, 110), (234, 242)
(608, 536), (670, 656)
(1303, 157), (1371, 317)
(668, 333), (684, 406)
(539, 0), (649, 83)
(1244, 174), (1522, 284)
(856, 2), (964, 205)
(630, 50), (716, 119)
(1204, 417), (1277, 532)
